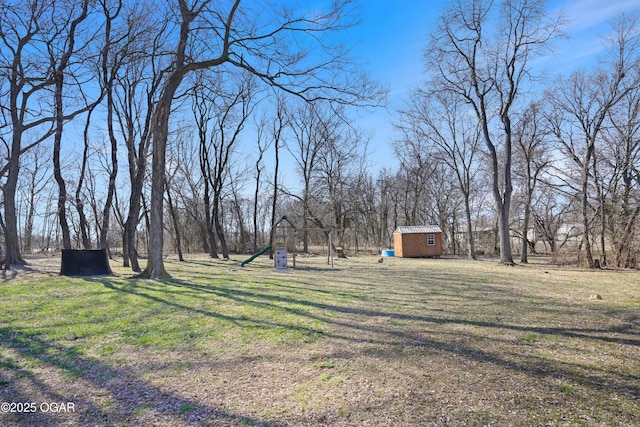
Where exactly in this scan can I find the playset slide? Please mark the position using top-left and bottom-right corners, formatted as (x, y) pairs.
(240, 245), (272, 266)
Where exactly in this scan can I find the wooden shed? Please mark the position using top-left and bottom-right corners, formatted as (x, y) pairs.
(393, 225), (443, 258)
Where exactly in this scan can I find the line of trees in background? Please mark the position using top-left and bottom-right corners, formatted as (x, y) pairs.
(0, 0), (384, 277)
(2, 0), (640, 274)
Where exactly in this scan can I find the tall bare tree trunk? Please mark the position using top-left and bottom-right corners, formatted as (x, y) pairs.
(253, 169), (262, 253)
(269, 103), (284, 259)
(3, 129), (26, 265)
(252, 135), (268, 253)
(53, 70), (73, 250)
(166, 185), (184, 261)
(464, 196), (476, 260)
(0, 210), (10, 270)
(213, 193), (229, 259)
(125, 167), (145, 272)
(521, 195), (532, 264)
(76, 109), (94, 249)
(139, 0), (208, 278)
(581, 153), (595, 268)
(140, 91), (176, 278)
(96, 0), (122, 254)
(52, 1), (90, 250)
(204, 187), (219, 258)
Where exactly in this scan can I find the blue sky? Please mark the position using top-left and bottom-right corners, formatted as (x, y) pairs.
(346, 0), (640, 170)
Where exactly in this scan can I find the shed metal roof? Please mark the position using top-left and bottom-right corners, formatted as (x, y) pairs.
(394, 225), (442, 234)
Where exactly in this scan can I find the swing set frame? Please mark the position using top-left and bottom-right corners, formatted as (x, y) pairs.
(270, 216), (339, 269)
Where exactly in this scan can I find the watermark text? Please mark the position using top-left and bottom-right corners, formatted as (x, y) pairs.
(1, 402), (75, 413)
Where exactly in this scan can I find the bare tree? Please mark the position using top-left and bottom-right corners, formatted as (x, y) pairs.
(317, 112), (369, 253)
(286, 101), (335, 251)
(427, 163), (464, 252)
(165, 167), (184, 261)
(49, 0), (93, 250)
(392, 134), (435, 227)
(75, 107), (97, 249)
(171, 134), (207, 253)
(228, 167), (250, 254)
(137, 0), (382, 278)
(355, 169), (396, 250)
(16, 145), (52, 254)
(98, 0), (124, 252)
(0, 0), (110, 263)
(602, 83), (640, 267)
(546, 13), (640, 267)
(269, 97), (287, 258)
(192, 71), (258, 259)
(252, 112), (272, 253)
(398, 89), (482, 259)
(513, 101), (550, 263)
(113, 1), (168, 271)
(425, 0), (563, 264)
(193, 76), (219, 259)
(0, 1), (58, 264)
(164, 124), (203, 260)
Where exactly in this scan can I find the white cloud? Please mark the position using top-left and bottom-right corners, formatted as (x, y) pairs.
(538, 0), (640, 76)
(556, 0), (639, 32)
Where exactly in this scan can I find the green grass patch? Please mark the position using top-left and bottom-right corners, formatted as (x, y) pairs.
(318, 372), (332, 382)
(179, 403), (195, 414)
(558, 383), (576, 394)
(521, 333), (539, 342)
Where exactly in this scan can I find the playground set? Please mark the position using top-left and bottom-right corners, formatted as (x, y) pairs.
(241, 216), (336, 269)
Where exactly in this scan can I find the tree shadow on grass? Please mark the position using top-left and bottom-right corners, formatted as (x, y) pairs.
(96, 278), (327, 341)
(99, 276), (640, 400)
(0, 326), (286, 426)
(0, 351), (64, 426)
(161, 276), (640, 347)
(64, 274), (640, 423)
(1, 263), (54, 281)
(181, 258), (228, 268)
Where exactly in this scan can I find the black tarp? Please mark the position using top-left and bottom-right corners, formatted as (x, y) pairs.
(60, 249), (113, 276)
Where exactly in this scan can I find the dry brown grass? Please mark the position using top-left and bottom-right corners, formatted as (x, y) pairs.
(1, 254), (638, 426)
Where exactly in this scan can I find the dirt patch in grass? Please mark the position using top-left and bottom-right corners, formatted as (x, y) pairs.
(1, 254), (639, 426)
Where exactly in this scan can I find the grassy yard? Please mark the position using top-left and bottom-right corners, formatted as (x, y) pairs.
(0, 254), (638, 426)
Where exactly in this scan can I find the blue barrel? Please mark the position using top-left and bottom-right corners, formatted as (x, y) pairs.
(381, 249), (394, 257)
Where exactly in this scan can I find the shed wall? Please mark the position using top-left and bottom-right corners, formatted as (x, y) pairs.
(393, 232), (443, 258)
